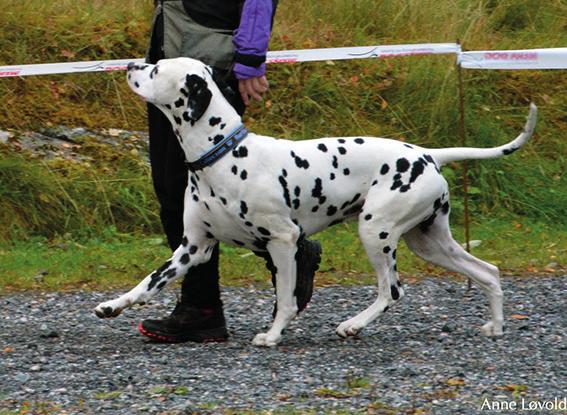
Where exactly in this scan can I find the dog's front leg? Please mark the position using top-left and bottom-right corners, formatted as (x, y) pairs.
(94, 236), (214, 318)
(252, 239), (299, 347)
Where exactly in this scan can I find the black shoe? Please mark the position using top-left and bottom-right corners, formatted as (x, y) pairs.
(139, 302), (228, 343)
(270, 238), (322, 317)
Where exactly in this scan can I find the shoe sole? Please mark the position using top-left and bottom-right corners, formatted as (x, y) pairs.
(138, 322), (228, 344)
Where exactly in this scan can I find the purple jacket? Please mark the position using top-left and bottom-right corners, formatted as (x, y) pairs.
(233, 0), (276, 80)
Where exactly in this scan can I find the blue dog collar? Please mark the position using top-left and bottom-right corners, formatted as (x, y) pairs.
(186, 125), (248, 171)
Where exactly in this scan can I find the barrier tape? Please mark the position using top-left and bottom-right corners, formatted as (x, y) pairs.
(0, 43), (459, 78)
(459, 47), (567, 70)
(0, 44), (565, 78)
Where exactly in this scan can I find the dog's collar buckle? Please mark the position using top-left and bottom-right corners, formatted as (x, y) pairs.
(185, 125), (248, 171)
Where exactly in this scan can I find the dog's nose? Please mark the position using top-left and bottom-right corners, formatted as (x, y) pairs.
(127, 62), (136, 71)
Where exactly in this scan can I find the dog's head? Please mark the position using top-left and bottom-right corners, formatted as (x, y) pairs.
(127, 58), (213, 125)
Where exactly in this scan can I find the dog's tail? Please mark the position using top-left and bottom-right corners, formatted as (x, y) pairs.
(428, 103), (537, 167)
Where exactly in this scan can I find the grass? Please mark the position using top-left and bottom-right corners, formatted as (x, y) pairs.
(1, 216), (564, 294)
(0, 0), (566, 292)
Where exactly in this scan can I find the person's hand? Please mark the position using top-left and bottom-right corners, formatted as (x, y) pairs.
(238, 76), (269, 106)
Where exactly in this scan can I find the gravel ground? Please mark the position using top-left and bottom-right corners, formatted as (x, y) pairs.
(1, 276), (565, 414)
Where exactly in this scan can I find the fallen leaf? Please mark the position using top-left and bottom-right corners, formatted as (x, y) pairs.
(446, 378), (465, 386)
(4, 347), (13, 353)
(510, 314), (529, 320)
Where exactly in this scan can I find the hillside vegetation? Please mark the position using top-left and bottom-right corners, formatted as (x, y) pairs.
(0, 0), (565, 270)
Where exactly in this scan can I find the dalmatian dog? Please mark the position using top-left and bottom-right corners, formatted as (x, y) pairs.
(95, 57), (537, 347)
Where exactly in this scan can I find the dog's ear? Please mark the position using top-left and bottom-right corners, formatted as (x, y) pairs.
(185, 74), (212, 124)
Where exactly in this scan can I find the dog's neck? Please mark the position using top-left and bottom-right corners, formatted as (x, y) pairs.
(164, 92), (243, 165)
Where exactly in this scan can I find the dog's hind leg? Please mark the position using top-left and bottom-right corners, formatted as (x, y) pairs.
(403, 213), (503, 337)
(336, 215), (405, 338)
(94, 233), (215, 319)
(252, 234), (300, 347)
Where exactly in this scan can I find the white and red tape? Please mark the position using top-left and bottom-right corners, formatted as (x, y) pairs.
(0, 43), (566, 78)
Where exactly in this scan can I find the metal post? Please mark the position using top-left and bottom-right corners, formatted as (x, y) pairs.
(456, 40), (472, 290)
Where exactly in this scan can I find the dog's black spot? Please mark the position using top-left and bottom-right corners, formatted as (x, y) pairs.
(419, 213), (436, 233)
(383, 246), (391, 254)
(278, 173), (292, 208)
(391, 180), (403, 191)
(180, 254), (190, 265)
(134, 81), (140, 88)
(312, 178), (323, 198)
(503, 147), (519, 155)
(383, 305), (390, 313)
(173, 115), (182, 125)
(231, 165), (238, 175)
(294, 186), (301, 197)
(210, 188), (216, 197)
(409, 159), (426, 184)
(209, 116), (222, 126)
(424, 154), (434, 164)
(317, 143), (328, 152)
(343, 203), (363, 216)
(364, 214), (372, 221)
(189, 246), (198, 255)
(330, 173), (336, 181)
(379, 232), (389, 239)
(174, 97), (185, 108)
(206, 232), (215, 239)
(220, 197), (227, 205)
(404, 144), (414, 149)
(332, 156), (339, 169)
(442, 201), (450, 214)
(400, 185), (411, 193)
(381, 164), (390, 175)
(181, 236), (189, 246)
(338, 139), (346, 144)
(253, 239), (268, 251)
(180, 88), (189, 97)
(232, 146), (248, 158)
(343, 168), (350, 176)
(257, 227), (271, 236)
(290, 151), (310, 169)
(165, 104), (172, 110)
(240, 170), (248, 180)
(293, 199), (301, 209)
(396, 158), (410, 173)
(372, 180), (378, 186)
(330, 218), (343, 226)
(213, 134), (224, 145)
(338, 147), (347, 155)
(203, 221), (211, 227)
(282, 169), (288, 177)
(355, 138), (365, 144)
(220, 123), (226, 130)
(162, 268), (177, 279)
(327, 205), (338, 216)
(245, 221), (253, 227)
(433, 197), (442, 211)
(392, 249), (397, 260)
(312, 206), (319, 212)
(391, 284), (400, 300)
(192, 195), (199, 202)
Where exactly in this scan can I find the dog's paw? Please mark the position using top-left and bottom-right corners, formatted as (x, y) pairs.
(252, 332), (280, 347)
(336, 319), (365, 338)
(481, 321), (504, 337)
(94, 301), (123, 319)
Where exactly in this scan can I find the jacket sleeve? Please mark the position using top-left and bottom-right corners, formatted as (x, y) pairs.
(233, 0), (276, 80)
